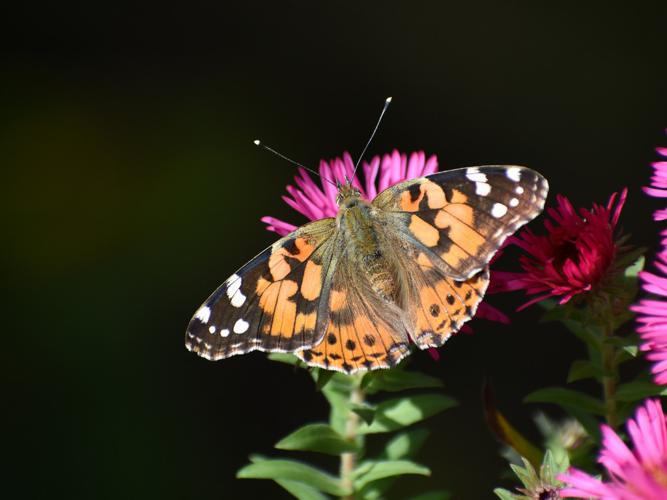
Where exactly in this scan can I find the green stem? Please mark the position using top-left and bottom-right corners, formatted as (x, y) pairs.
(601, 324), (619, 429)
(340, 378), (364, 499)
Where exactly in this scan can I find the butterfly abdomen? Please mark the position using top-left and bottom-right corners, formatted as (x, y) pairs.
(338, 201), (398, 301)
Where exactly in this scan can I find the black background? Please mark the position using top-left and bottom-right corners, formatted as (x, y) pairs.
(4, 2), (667, 499)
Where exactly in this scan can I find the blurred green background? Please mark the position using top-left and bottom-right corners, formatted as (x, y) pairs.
(5, 2), (666, 499)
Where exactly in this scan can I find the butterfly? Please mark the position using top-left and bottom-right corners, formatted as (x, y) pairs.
(185, 165), (548, 373)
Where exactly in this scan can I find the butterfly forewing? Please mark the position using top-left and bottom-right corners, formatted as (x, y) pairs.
(373, 165), (548, 280)
(185, 218), (336, 360)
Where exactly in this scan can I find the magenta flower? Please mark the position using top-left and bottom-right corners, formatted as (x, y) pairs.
(491, 189), (628, 310)
(632, 135), (667, 385)
(558, 399), (667, 499)
(261, 149), (510, 359)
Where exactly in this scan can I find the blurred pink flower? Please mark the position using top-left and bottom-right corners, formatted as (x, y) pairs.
(558, 399), (667, 499)
(262, 149), (510, 360)
(632, 133), (667, 385)
(642, 140), (667, 220)
(491, 189), (627, 310)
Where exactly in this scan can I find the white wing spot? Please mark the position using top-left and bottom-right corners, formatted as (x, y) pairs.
(220, 329), (230, 337)
(467, 172), (488, 183)
(233, 319), (249, 334)
(509, 198), (519, 207)
(475, 182), (491, 196)
(491, 203), (508, 218)
(194, 306), (211, 324)
(515, 186), (524, 194)
(208, 326), (216, 334)
(230, 293), (246, 308)
(506, 167), (522, 182)
(226, 274), (247, 308)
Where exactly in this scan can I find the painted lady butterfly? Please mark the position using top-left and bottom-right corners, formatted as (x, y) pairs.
(185, 163), (548, 373)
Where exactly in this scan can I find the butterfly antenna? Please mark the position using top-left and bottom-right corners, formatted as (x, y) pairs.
(352, 96), (393, 180)
(254, 140), (337, 187)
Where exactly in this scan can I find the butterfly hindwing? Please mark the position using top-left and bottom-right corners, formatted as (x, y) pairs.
(410, 264), (490, 348)
(185, 218), (336, 360)
(295, 254), (411, 373)
(373, 165), (548, 280)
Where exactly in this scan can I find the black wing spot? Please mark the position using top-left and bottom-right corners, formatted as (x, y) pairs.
(446, 294), (455, 305)
(363, 335), (376, 346)
(429, 304), (441, 317)
(345, 339), (356, 351)
(327, 333), (337, 345)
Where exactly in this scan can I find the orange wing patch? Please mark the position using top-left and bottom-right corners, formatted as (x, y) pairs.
(411, 267), (490, 349)
(295, 287), (410, 373)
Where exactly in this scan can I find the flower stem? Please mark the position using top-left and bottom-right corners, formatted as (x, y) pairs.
(341, 377), (363, 499)
(601, 325), (619, 429)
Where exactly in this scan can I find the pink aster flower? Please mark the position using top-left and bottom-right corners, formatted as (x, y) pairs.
(558, 398), (667, 499)
(632, 133), (667, 385)
(261, 149), (510, 360)
(261, 150), (438, 235)
(491, 189), (628, 310)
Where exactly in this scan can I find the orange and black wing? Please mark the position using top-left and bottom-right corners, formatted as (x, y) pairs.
(185, 218), (336, 360)
(295, 255), (411, 373)
(373, 165), (548, 280)
(373, 165), (547, 348)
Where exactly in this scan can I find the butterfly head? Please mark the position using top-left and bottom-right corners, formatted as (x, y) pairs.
(336, 182), (363, 208)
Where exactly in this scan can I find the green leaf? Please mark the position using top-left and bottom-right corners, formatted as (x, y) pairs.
(314, 369), (335, 391)
(406, 491), (451, 500)
(622, 345), (639, 357)
(358, 394), (457, 434)
(362, 369), (443, 394)
(493, 488), (518, 500)
(321, 374), (355, 434)
(567, 360), (604, 383)
(275, 423), (359, 455)
(354, 459), (430, 489)
(616, 381), (667, 402)
(382, 428), (430, 460)
(268, 353), (303, 366)
(624, 256), (645, 278)
(275, 479), (329, 500)
(561, 319), (602, 350)
(524, 387), (606, 416)
(237, 458), (350, 496)
(350, 403), (375, 425)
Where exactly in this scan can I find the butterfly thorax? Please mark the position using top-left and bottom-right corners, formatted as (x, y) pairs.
(336, 184), (397, 301)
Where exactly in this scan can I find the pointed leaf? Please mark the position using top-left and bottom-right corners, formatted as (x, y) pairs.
(382, 428), (430, 460)
(494, 488), (518, 500)
(624, 255), (645, 278)
(237, 458), (350, 496)
(362, 369), (443, 394)
(350, 403), (375, 425)
(615, 381), (667, 402)
(524, 387), (606, 416)
(358, 394), (457, 434)
(314, 369), (335, 391)
(268, 352), (303, 366)
(275, 479), (329, 500)
(567, 360), (604, 383)
(275, 423), (359, 455)
(354, 459), (430, 489)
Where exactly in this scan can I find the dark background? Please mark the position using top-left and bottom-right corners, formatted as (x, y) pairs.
(5, 2), (666, 499)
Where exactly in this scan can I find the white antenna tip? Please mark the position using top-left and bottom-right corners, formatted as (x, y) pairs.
(385, 97), (393, 103)
(253, 139), (261, 146)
